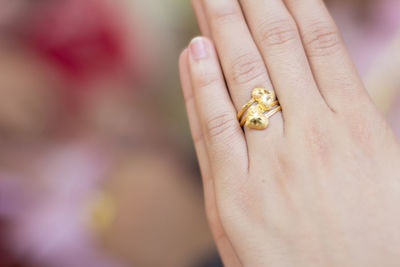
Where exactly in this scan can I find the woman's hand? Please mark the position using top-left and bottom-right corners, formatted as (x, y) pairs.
(179, 0), (400, 266)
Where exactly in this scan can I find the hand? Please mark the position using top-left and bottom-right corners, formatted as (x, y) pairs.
(179, 0), (400, 266)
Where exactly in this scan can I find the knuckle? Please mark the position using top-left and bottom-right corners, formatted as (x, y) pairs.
(258, 18), (299, 47)
(205, 112), (238, 140)
(209, 3), (242, 25)
(218, 175), (260, 219)
(299, 117), (331, 160)
(193, 71), (221, 89)
(345, 113), (377, 149)
(230, 53), (267, 85)
(302, 22), (342, 57)
(231, 183), (259, 216)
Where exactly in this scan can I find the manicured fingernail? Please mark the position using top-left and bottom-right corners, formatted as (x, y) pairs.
(190, 37), (209, 60)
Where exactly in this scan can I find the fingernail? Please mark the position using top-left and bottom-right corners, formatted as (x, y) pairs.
(189, 37), (209, 60)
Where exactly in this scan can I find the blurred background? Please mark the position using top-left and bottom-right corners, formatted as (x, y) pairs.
(0, 0), (399, 266)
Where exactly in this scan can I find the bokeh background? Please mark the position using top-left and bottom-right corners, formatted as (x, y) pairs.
(0, 0), (399, 266)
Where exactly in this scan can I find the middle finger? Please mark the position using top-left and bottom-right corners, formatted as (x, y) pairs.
(239, 0), (329, 124)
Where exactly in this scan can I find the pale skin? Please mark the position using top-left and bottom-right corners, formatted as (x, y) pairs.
(179, 0), (400, 266)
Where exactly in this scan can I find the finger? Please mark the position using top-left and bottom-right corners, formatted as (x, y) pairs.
(191, 0), (211, 37)
(199, 0), (285, 157)
(187, 36), (248, 190)
(283, 0), (373, 113)
(179, 49), (242, 266)
(239, 0), (329, 123)
(199, 0), (273, 113)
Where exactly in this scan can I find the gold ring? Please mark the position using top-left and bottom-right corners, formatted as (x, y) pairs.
(243, 105), (281, 130)
(237, 88), (281, 130)
(237, 99), (256, 120)
(240, 100), (278, 127)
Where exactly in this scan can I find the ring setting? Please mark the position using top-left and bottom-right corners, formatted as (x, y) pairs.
(237, 88), (281, 130)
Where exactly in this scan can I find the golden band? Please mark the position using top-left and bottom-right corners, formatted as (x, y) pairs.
(237, 99), (256, 121)
(237, 88), (281, 130)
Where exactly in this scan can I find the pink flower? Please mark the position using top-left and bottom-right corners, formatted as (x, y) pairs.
(0, 143), (125, 267)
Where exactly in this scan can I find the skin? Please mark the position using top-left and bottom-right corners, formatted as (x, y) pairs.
(179, 0), (400, 266)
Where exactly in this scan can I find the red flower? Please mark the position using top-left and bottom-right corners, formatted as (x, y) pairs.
(22, 0), (132, 83)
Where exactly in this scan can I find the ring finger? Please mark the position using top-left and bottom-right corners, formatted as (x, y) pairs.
(197, 0), (284, 159)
